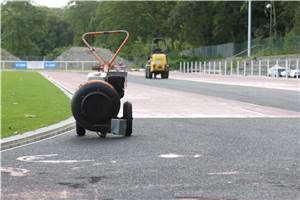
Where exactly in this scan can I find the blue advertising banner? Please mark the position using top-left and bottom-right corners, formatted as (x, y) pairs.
(15, 61), (27, 69)
(44, 61), (57, 69)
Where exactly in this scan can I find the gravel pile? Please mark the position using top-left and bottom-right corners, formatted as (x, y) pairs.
(1, 48), (20, 61)
(55, 47), (134, 68)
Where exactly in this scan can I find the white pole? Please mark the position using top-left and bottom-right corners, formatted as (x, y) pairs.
(225, 60), (227, 75)
(219, 61), (221, 75)
(214, 61), (216, 75)
(230, 60), (233, 75)
(187, 62), (190, 73)
(237, 60), (240, 75)
(194, 61), (197, 73)
(285, 59), (288, 78)
(297, 60), (299, 79)
(267, 59), (270, 76)
(180, 62), (182, 72)
(191, 61), (194, 73)
(199, 61), (202, 72)
(244, 61), (246, 76)
(259, 60), (261, 77)
(248, 0), (252, 57)
(251, 60), (253, 76)
(204, 61), (206, 73)
(65, 62), (68, 71)
(208, 61), (211, 74)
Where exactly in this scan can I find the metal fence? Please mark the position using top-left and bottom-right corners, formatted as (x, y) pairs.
(179, 58), (299, 79)
(180, 36), (300, 58)
(1, 60), (99, 71)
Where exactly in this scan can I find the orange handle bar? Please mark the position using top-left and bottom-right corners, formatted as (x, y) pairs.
(82, 30), (130, 71)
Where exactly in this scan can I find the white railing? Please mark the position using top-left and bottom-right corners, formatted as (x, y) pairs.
(179, 59), (299, 79)
(0, 60), (99, 71)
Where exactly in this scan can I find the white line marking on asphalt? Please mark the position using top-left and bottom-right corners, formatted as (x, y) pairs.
(71, 167), (84, 170)
(93, 162), (104, 166)
(159, 153), (184, 158)
(110, 160), (117, 164)
(16, 154), (94, 163)
(159, 153), (202, 158)
(193, 154), (201, 158)
(208, 171), (239, 175)
(0, 167), (30, 177)
(0, 129), (75, 153)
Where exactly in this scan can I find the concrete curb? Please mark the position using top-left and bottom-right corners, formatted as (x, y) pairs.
(0, 72), (76, 151)
(0, 117), (75, 151)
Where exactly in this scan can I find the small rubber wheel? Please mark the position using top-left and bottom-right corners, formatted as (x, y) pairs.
(145, 66), (149, 78)
(76, 122), (86, 136)
(100, 132), (107, 138)
(165, 71), (169, 79)
(147, 67), (153, 79)
(162, 71), (169, 79)
(123, 101), (133, 136)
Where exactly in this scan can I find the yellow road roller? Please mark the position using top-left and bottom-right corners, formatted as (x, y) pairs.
(71, 30), (132, 138)
(145, 38), (169, 79)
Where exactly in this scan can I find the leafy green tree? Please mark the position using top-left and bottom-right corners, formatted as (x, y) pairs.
(1, 1), (299, 60)
(1, 1), (47, 57)
(63, 1), (98, 45)
(38, 7), (73, 56)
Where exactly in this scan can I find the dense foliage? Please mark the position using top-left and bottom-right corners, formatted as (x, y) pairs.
(1, 1), (299, 62)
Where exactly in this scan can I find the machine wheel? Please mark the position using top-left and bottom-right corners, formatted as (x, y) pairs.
(145, 66), (149, 78)
(162, 71), (169, 79)
(123, 101), (133, 136)
(146, 66), (152, 79)
(146, 66), (153, 79)
(76, 122), (86, 136)
(148, 69), (153, 79)
(100, 132), (107, 138)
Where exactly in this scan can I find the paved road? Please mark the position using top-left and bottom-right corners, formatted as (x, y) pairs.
(2, 119), (299, 200)
(128, 74), (300, 112)
(1, 72), (300, 200)
(131, 71), (300, 92)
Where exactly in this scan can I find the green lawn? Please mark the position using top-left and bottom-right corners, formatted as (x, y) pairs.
(1, 71), (71, 138)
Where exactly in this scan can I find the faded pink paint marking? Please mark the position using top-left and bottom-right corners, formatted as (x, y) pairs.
(42, 71), (86, 92)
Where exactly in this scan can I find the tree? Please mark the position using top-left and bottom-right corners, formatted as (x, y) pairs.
(63, 1), (98, 45)
(1, 1), (47, 58)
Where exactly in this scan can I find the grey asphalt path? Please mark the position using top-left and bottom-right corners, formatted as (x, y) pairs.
(1, 118), (299, 200)
(128, 75), (300, 112)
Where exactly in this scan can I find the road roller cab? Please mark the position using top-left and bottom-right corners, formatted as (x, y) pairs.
(71, 30), (132, 138)
(145, 37), (169, 79)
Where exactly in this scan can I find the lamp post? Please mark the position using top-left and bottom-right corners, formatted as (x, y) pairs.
(248, 0), (251, 57)
(266, 3), (272, 37)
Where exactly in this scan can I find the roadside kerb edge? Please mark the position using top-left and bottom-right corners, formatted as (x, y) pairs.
(0, 72), (76, 150)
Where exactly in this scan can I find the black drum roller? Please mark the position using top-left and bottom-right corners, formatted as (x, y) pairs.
(71, 80), (120, 133)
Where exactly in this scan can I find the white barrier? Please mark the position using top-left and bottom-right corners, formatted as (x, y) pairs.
(178, 59), (299, 79)
(1, 60), (99, 71)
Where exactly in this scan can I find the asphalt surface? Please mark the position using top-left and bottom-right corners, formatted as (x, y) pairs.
(2, 118), (300, 200)
(1, 75), (300, 200)
(128, 75), (300, 112)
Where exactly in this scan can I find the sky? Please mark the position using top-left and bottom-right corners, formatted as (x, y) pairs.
(0, 0), (71, 8)
(33, 0), (70, 8)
